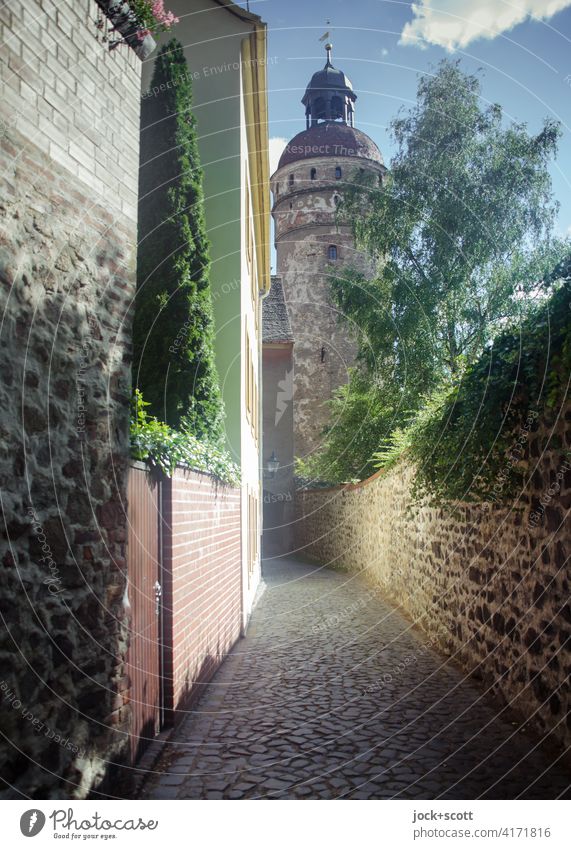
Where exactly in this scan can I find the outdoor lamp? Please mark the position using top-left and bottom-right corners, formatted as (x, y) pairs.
(266, 450), (280, 477)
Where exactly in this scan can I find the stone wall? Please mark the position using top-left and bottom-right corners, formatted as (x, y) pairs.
(0, 1), (144, 798)
(296, 405), (571, 750)
(271, 158), (383, 462)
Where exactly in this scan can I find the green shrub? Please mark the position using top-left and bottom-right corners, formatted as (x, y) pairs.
(373, 275), (571, 504)
(130, 390), (239, 485)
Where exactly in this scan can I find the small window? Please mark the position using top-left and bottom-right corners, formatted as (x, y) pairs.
(310, 167), (317, 180)
(335, 166), (342, 180)
(289, 202), (293, 209)
(378, 174), (383, 186)
(288, 173), (294, 188)
(275, 182), (279, 195)
(328, 245), (338, 261)
(334, 195), (340, 206)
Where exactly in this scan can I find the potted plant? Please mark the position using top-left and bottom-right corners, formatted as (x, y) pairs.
(95, 0), (179, 59)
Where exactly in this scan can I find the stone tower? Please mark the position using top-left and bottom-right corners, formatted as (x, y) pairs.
(270, 44), (385, 466)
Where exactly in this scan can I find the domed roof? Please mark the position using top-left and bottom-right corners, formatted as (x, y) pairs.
(304, 64), (353, 96)
(277, 122), (384, 170)
(302, 43), (355, 107)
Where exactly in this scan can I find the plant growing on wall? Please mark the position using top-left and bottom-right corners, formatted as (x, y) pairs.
(135, 40), (225, 443)
(130, 391), (239, 484)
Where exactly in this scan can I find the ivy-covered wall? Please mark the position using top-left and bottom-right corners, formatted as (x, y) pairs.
(136, 40), (224, 442)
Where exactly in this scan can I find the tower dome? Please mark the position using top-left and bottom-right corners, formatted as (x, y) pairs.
(276, 43), (383, 173)
(302, 44), (356, 127)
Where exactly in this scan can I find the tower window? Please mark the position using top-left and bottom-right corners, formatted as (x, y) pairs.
(335, 166), (342, 180)
(289, 202), (293, 209)
(310, 167), (317, 180)
(328, 245), (338, 261)
(378, 174), (383, 186)
(334, 195), (340, 206)
(288, 173), (294, 188)
(275, 182), (279, 195)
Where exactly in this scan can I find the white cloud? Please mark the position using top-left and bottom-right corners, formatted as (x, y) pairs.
(269, 137), (287, 175)
(400, 0), (571, 51)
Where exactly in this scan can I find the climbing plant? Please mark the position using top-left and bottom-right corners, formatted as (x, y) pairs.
(374, 269), (571, 504)
(134, 39), (225, 443)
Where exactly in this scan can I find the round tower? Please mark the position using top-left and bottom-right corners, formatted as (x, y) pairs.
(271, 44), (386, 464)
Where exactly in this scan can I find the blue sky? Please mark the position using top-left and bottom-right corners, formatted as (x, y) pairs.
(254, 0), (571, 240)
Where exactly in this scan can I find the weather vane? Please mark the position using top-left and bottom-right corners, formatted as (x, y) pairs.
(319, 19), (331, 43)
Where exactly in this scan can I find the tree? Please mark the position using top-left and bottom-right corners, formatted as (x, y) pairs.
(339, 60), (562, 383)
(306, 60), (567, 483)
(134, 40), (224, 442)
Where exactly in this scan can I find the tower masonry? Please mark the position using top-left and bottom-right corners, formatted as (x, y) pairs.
(270, 44), (386, 465)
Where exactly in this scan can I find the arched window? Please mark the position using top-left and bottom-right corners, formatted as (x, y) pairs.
(310, 167), (317, 180)
(289, 202), (293, 209)
(331, 96), (343, 120)
(288, 173), (294, 188)
(275, 182), (279, 195)
(334, 195), (340, 206)
(314, 97), (326, 120)
(378, 174), (383, 186)
(328, 245), (338, 261)
(335, 166), (342, 180)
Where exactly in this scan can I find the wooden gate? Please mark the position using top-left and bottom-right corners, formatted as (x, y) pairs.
(126, 464), (163, 765)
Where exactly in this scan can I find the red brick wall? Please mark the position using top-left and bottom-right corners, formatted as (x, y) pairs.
(162, 468), (242, 723)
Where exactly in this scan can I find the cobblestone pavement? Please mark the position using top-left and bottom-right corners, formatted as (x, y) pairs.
(141, 558), (570, 800)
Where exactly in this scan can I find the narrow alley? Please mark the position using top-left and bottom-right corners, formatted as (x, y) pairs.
(142, 559), (570, 800)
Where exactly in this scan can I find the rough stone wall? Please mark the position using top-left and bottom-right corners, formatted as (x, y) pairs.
(162, 469), (242, 724)
(0, 1), (142, 798)
(272, 158), (382, 462)
(296, 406), (571, 749)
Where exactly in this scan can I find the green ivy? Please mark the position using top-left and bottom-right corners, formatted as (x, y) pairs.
(130, 390), (240, 486)
(373, 273), (571, 504)
(135, 40), (225, 442)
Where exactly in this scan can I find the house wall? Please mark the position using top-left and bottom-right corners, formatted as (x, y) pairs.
(296, 405), (571, 750)
(0, 0), (142, 797)
(162, 469), (242, 723)
(141, 0), (246, 461)
(143, 1), (268, 624)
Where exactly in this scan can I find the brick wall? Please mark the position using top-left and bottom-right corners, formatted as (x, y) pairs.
(0, 1), (144, 798)
(296, 404), (571, 750)
(162, 469), (242, 724)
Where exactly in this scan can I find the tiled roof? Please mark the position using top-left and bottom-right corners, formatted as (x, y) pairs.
(263, 276), (293, 343)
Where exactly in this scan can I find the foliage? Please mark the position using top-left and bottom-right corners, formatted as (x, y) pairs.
(295, 369), (413, 484)
(130, 390), (240, 485)
(134, 40), (225, 443)
(339, 60), (562, 388)
(374, 274), (571, 504)
(309, 60), (568, 485)
(130, 0), (179, 39)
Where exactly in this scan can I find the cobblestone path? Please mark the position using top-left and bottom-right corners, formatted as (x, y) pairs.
(142, 558), (570, 800)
